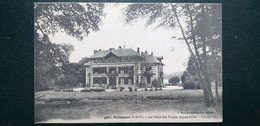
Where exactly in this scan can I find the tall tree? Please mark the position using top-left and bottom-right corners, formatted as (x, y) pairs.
(34, 30), (74, 91)
(34, 3), (104, 40)
(34, 3), (104, 91)
(56, 63), (85, 87)
(124, 3), (222, 107)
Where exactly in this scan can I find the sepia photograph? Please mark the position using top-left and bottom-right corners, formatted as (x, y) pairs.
(34, 2), (222, 123)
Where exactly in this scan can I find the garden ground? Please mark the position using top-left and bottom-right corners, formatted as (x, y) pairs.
(35, 86), (222, 123)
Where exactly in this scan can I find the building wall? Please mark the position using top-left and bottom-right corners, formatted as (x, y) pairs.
(86, 57), (164, 88)
(86, 62), (138, 88)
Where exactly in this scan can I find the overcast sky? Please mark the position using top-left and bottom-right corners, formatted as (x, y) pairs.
(49, 3), (190, 74)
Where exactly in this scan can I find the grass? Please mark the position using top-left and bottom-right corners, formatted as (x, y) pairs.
(35, 88), (222, 123)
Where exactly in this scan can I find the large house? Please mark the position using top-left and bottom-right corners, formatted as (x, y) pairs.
(85, 46), (164, 89)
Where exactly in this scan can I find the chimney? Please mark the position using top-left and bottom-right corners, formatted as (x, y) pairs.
(151, 52), (153, 56)
(145, 50), (147, 54)
(94, 50), (97, 54)
(137, 47), (140, 54)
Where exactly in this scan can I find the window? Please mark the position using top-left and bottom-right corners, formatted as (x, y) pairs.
(129, 66), (134, 74)
(120, 78), (124, 85)
(129, 79), (132, 84)
(93, 67), (107, 74)
(109, 67), (116, 74)
(119, 77), (132, 85)
(93, 77), (107, 84)
(124, 78), (129, 85)
(146, 66), (152, 72)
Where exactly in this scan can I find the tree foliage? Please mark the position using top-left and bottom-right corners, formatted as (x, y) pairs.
(78, 56), (89, 65)
(34, 3), (104, 40)
(34, 3), (104, 91)
(169, 76), (180, 84)
(56, 63), (85, 88)
(125, 3), (222, 107)
(124, 4), (177, 28)
(34, 29), (74, 91)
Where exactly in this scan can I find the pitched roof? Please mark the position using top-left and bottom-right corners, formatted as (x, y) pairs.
(89, 48), (141, 59)
(143, 54), (161, 64)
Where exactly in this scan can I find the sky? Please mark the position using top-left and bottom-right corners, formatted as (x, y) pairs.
(49, 3), (190, 74)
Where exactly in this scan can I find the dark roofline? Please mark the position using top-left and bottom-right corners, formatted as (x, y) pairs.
(88, 48), (142, 59)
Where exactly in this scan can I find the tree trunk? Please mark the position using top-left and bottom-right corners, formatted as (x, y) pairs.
(204, 74), (215, 107)
(196, 70), (215, 107)
(186, 5), (215, 107)
(215, 80), (221, 103)
(173, 4), (216, 107)
(172, 5), (196, 60)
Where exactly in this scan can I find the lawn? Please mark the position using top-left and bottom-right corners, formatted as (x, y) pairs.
(35, 88), (222, 123)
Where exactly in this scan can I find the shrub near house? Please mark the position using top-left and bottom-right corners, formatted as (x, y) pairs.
(181, 71), (201, 89)
(182, 80), (201, 89)
(169, 76), (180, 85)
(152, 79), (160, 88)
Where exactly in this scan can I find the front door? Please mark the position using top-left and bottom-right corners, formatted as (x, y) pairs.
(109, 77), (116, 89)
(147, 76), (151, 84)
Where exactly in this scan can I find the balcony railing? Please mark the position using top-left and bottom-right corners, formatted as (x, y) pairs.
(106, 71), (118, 76)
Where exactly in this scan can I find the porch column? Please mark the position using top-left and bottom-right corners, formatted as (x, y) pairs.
(85, 67), (88, 86)
(116, 66), (119, 86)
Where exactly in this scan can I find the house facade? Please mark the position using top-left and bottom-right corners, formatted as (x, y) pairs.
(85, 47), (164, 89)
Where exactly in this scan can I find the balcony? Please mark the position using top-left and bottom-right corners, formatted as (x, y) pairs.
(106, 71), (118, 77)
(143, 71), (154, 77)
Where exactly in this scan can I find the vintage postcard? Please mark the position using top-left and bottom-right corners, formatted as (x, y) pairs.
(34, 2), (222, 123)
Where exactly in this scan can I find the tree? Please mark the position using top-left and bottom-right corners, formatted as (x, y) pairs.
(34, 3), (104, 40)
(79, 57), (89, 65)
(34, 3), (104, 91)
(56, 63), (85, 88)
(169, 76), (180, 85)
(34, 31), (74, 91)
(124, 3), (222, 107)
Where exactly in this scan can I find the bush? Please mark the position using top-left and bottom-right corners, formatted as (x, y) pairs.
(54, 89), (59, 92)
(120, 87), (124, 92)
(182, 80), (201, 89)
(56, 75), (78, 88)
(144, 88), (148, 91)
(159, 88), (162, 90)
(169, 76), (180, 85)
(181, 71), (189, 83)
(154, 88), (158, 91)
(152, 79), (161, 88)
(149, 88), (153, 91)
(36, 83), (51, 92)
(134, 88), (137, 91)
(128, 87), (133, 92)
